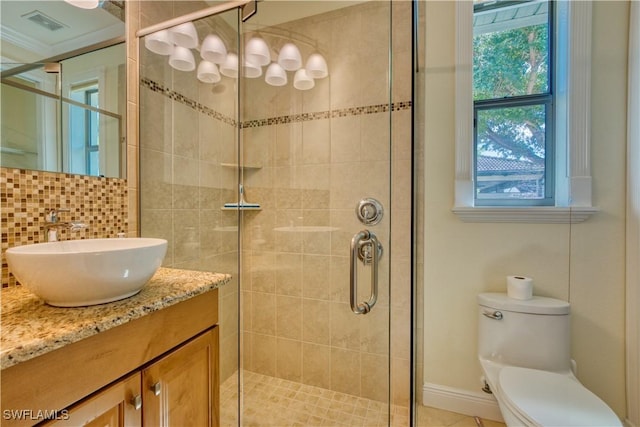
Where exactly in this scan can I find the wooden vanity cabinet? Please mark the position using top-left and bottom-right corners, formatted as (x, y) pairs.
(142, 328), (219, 427)
(47, 328), (219, 427)
(46, 373), (142, 427)
(2, 289), (219, 427)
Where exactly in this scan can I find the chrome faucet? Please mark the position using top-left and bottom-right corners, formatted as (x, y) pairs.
(44, 208), (88, 242)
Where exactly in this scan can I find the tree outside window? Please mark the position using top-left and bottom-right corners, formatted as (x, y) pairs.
(473, 0), (553, 205)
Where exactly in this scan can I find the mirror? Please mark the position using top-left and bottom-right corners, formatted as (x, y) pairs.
(0, 0), (126, 178)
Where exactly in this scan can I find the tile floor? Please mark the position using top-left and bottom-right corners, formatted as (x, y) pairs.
(220, 371), (506, 427)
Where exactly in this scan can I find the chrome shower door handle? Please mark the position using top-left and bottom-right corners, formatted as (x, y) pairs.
(350, 230), (380, 315)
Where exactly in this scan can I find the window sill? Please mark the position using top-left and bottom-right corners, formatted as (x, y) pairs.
(451, 206), (599, 223)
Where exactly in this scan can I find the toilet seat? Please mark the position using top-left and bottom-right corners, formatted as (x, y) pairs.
(498, 367), (622, 427)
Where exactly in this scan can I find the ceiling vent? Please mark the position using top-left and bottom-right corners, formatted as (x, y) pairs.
(21, 10), (68, 32)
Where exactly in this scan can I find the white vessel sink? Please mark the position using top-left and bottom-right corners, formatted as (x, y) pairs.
(6, 238), (167, 307)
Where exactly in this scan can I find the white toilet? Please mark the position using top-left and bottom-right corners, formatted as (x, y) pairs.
(477, 292), (622, 427)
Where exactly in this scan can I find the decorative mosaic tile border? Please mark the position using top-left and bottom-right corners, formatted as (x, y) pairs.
(1, 168), (128, 287)
(141, 78), (412, 129)
(141, 78), (239, 127)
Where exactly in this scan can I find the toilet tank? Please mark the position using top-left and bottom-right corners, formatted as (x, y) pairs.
(477, 292), (572, 372)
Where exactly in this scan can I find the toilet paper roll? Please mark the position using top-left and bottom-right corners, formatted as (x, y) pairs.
(507, 275), (533, 300)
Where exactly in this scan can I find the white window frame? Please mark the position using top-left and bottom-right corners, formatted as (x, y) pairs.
(452, 0), (598, 223)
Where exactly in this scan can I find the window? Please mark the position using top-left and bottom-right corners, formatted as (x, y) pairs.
(473, 0), (553, 206)
(453, 1), (597, 223)
(69, 83), (100, 176)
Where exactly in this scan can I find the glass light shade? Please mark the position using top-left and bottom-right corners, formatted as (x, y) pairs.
(293, 69), (315, 90)
(197, 61), (221, 84)
(170, 22), (198, 49)
(243, 59), (262, 78)
(265, 63), (287, 86)
(64, 0), (99, 9)
(305, 53), (328, 79)
(168, 46), (196, 72)
(144, 30), (174, 56)
(277, 43), (302, 71)
(220, 53), (239, 78)
(245, 37), (271, 66)
(201, 34), (227, 64)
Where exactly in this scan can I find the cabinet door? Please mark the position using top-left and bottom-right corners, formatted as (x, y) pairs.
(142, 327), (219, 427)
(45, 373), (142, 427)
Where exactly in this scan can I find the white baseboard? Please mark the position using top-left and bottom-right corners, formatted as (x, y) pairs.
(422, 382), (504, 422)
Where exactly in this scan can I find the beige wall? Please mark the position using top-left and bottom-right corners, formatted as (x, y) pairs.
(422, 0), (628, 417)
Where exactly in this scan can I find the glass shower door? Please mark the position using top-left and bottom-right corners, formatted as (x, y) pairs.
(238, 1), (411, 425)
(138, 1), (415, 425)
(138, 5), (242, 427)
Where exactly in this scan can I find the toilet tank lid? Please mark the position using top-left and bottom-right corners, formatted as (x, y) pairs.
(477, 293), (570, 315)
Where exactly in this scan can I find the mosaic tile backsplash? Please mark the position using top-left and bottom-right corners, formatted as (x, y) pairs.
(1, 168), (128, 287)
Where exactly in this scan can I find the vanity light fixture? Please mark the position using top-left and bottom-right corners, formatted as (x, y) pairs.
(170, 22), (199, 49)
(305, 53), (328, 79)
(219, 52), (239, 78)
(143, 27), (328, 89)
(277, 42), (302, 71)
(243, 59), (262, 78)
(168, 46), (196, 72)
(293, 68), (314, 90)
(245, 37), (271, 66)
(264, 62), (287, 86)
(197, 60), (221, 84)
(201, 34), (227, 64)
(63, 0), (100, 9)
(144, 30), (174, 56)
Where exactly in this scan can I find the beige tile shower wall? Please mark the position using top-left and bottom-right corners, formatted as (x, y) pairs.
(240, 1), (413, 407)
(1, 168), (128, 287)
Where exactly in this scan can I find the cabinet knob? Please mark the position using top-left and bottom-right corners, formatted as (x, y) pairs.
(151, 382), (162, 396)
(131, 395), (142, 410)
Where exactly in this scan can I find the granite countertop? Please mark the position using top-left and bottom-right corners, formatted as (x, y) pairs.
(0, 268), (231, 370)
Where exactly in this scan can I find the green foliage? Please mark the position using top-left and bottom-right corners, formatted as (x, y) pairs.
(473, 22), (550, 166)
(477, 105), (546, 165)
(474, 24), (549, 100)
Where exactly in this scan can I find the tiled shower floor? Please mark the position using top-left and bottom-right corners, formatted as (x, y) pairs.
(220, 371), (409, 426)
(219, 371), (505, 427)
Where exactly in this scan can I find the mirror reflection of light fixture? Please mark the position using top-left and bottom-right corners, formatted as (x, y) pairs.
(197, 60), (221, 84)
(170, 22), (199, 49)
(145, 30), (174, 56)
(305, 53), (328, 79)
(293, 69), (314, 90)
(277, 43), (302, 71)
(265, 62), (287, 86)
(169, 46), (196, 72)
(243, 59), (262, 78)
(63, 0), (100, 9)
(220, 53), (239, 78)
(143, 27), (328, 90)
(245, 37), (271, 66)
(201, 34), (227, 64)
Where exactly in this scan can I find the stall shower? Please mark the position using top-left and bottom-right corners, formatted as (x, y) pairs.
(138, 1), (422, 425)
